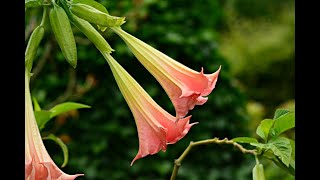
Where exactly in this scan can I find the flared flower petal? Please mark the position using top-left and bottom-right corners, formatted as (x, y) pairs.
(111, 27), (221, 119)
(25, 70), (83, 180)
(104, 54), (197, 165)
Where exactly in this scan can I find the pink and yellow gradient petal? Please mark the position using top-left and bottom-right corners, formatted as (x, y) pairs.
(104, 54), (197, 165)
(111, 27), (221, 120)
(25, 70), (83, 180)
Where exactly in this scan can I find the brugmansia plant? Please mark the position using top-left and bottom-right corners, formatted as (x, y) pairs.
(25, 0), (295, 179)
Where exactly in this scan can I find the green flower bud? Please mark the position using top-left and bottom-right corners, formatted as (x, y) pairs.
(70, 3), (125, 27)
(49, 4), (77, 68)
(252, 163), (266, 180)
(25, 25), (45, 72)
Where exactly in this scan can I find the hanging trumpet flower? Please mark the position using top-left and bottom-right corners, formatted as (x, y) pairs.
(25, 70), (83, 179)
(103, 53), (197, 165)
(111, 27), (221, 120)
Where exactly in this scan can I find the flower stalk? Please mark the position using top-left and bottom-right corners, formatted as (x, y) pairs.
(170, 137), (257, 180)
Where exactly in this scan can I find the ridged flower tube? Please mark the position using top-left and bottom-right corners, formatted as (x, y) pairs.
(103, 53), (197, 165)
(25, 70), (83, 179)
(111, 27), (221, 120)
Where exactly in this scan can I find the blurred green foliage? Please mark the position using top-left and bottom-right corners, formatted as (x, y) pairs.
(25, 0), (294, 179)
(219, 0), (295, 118)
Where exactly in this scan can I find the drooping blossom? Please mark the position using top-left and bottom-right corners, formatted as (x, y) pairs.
(111, 27), (221, 120)
(25, 70), (83, 179)
(103, 53), (197, 165)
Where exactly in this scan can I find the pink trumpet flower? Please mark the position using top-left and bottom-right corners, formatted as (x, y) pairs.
(25, 70), (83, 180)
(103, 54), (197, 165)
(111, 27), (221, 120)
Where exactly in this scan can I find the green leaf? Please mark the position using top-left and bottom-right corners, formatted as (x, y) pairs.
(269, 137), (292, 167)
(273, 109), (291, 119)
(270, 112), (295, 137)
(251, 137), (292, 166)
(32, 96), (42, 111)
(34, 110), (52, 130)
(49, 102), (91, 118)
(271, 156), (295, 176)
(256, 119), (274, 142)
(261, 149), (295, 176)
(232, 137), (259, 144)
(35, 102), (90, 130)
(289, 139), (295, 160)
(25, 0), (42, 8)
(43, 134), (69, 167)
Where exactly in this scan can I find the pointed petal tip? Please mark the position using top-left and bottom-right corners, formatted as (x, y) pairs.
(130, 154), (142, 166)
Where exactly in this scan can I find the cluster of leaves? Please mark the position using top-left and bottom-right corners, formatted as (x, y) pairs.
(233, 109), (295, 177)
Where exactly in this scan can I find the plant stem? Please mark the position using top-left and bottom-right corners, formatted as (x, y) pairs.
(254, 154), (260, 164)
(40, 6), (48, 27)
(170, 137), (257, 180)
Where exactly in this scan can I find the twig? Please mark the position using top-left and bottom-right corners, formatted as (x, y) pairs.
(170, 137), (257, 180)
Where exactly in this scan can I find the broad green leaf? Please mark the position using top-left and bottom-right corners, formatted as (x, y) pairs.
(49, 102), (91, 118)
(252, 137), (292, 166)
(270, 112), (295, 137)
(272, 156), (295, 176)
(289, 139), (295, 160)
(268, 137), (292, 166)
(43, 134), (69, 167)
(256, 119), (274, 142)
(232, 137), (258, 144)
(35, 102), (90, 130)
(25, 0), (42, 8)
(273, 109), (291, 119)
(34, 110), (52, 130)
(261, 150), (294, 176)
